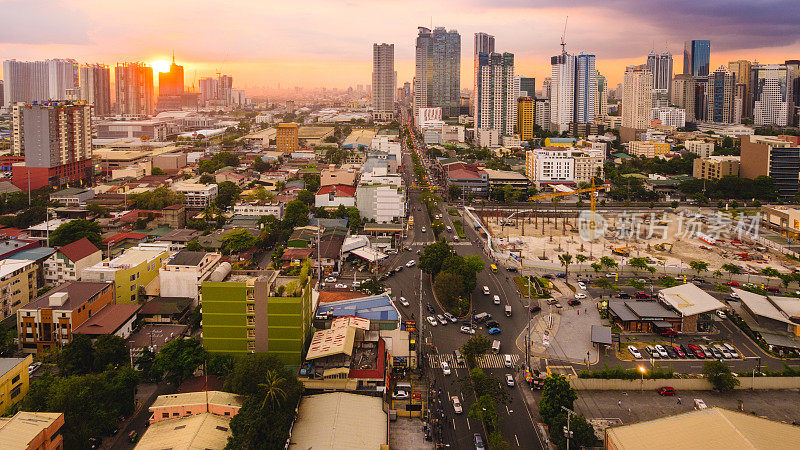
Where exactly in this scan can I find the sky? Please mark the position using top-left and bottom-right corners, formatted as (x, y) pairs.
(2, 0), (800, 94)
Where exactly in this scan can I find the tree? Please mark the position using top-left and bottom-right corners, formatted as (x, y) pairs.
(419, 240), (454, 276)
(703, 360), (740, 392)
(468, 394), (500, 428)
(550, 413), (598, 449)
(575, 254), (588, 264)
(558, 254), (573, 279)
(761, 267), (780, 278)
(283, 200), (310, 228)
(0, 327), (16, 357)
(629, 257), (655, 273)
(689, 261), (709, 274)
(92, 335), (128, 372)
(600, 256), (618, 269)
(58, 334), (95, 376)
(722, 263), (742, 279)
(50, 220), (103, 248)
(151, 167), (165, 175)
(199, 173), (216, 184)
(346, 207), (361, 232)
(222, 229), (256, 253)
(86, 203), (108, 217)
(460, 333), (491, 368)
(591, 262), (602, 273)
(594, 278), (616, 298)
(538, 374), (577, 426)
(260, 370), (287, 410)
(448, 184), (463, 200)
(185, 240), (202, 251)
(132, 186), (184, 210)
(297, 189), (314, 206)
(433, 272), (464, 309)
(151, 338), (207, 385)
(215, 181), (242, 209)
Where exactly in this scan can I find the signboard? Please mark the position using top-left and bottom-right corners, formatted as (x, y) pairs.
(417, 107), (442, 126)
(543, 334), (550, 347)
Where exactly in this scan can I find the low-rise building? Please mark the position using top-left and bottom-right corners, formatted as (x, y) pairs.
(439, 161), (489, 197)
(232, 201), (284, 219)
(684, 139), (715, 158)
(173, 182), (218, 209)
(82, 248), (169, 304)
(356, 183), (405, 223)
(49, 187), (94, 206)
(73, 303), (141, 339)
(44, 238), (102, 285)
(0, 355), (33, 415)
(761, 204), (800, 237)
(288, 393), (387, 449)
(692, 156), (740, 179)
(315, 184), (356, 209)
(135, 412), (232, 450)
(657, 283), (725, 333)
(732, 288), (800, 354)
(320, 167), (358, 187)
(148, 391), (243, 424)
(483, 169), (531, 190)
(0, 259), (38, 322)
(629, 140), (671, 158)
(159, 250), (221, 302)
(151, 153), (187, 171)
(17, 281), (114, 353)
(0, 411), (64, 450)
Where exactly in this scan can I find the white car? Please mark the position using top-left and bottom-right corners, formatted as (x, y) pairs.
(506, 374), (515, 387)
(324, 277), (336, 283)
(654, 344), (669, 358)
(460, 325), (476, 334)
(353, 281), (362, 288)
(441, 361), (451, 375)
(452, 396), (463, 414)
(493, 295), (501, 305)
(444, 312), (457, 323)
(334, 283), (347, 289)
(28, 362), (42, 374)
(406, 260), (416, 267)
(606, 273), (618, 278)
(483, 286), (490, 295)
(717, 310), (727, 319)
(393, 390), (409, 399)
(578, 282), (587, 290)
(427, 316), (438, 326)
(574, 293), (587, 299)
(399, 297), (410, 307)
(729, 292), (739, 298)
(421, 227), (427, 233)
(628, 345), (643, 359)
(723, 343), (739, 358)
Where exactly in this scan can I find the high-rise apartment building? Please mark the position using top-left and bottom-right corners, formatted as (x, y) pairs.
(541, 77), (552, 99)
(0, 81), (4, 108)
(2, 59), (78, 107)
(115, 62), (154, 116)
(575, 54), (597, 124)
(475, 52), (515, 139)
(372, 43), (395, 122)
(518, 77), (535, 98)
(549, 53), (575, 133)
(647, 49), (674, 96)
(517, 97), (535, 140)
(199, 77), (217, 105)
(622, 65), (653, 130)
(473, 32), (495, 115)
(671, 74), (697, 122)
(156, 56), (184, 112)
(277, 123), (299, 155)
(11, 101), (93, 191)
(752, 64), (789, 127)
(784, 60), (800, 127)
(683, 40), (711, 77)
(706, 65), (735, 124)
(414, 27), (460, 119)
(79, 64), (111, 116)
(47, 59), (79, 101)
(596, 71), (608, 117)
(728, 60), (752, 118)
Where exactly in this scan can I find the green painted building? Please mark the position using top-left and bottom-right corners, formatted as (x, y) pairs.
(201, 268), (313, 366)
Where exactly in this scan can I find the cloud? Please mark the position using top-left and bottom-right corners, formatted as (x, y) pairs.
(0, 0), (91, 45)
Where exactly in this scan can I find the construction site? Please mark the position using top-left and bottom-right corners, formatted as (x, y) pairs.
(475, 207), (799, 275)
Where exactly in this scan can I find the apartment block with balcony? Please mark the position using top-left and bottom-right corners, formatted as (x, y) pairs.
(44, 237), (102, 285)
(0, 259), (38, 322)
(158, 250), (221, 303)
(692, 156), (740, 180)
(172, 182), (218, 209)
(685, 140), (715, 158)
(82, 248), (169, 304)
(0, 355), (32, 415)
(629, 140), (670, 158)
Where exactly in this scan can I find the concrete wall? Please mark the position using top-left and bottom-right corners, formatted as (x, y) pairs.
(569, 376), (800, 391)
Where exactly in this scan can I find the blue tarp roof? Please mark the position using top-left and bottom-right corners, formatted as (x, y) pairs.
(316, 293), (399, 322)
(5, 247), (56, 261)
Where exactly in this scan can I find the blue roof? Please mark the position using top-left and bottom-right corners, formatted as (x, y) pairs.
(316, 293), (400, 322)
(5, 247), (56, 261)
(548, 138), (576, 143)
(0, 240), (33, 255)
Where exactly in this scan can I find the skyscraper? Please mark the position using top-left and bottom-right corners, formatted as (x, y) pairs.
(752, 63), (789, 127)
(671, 74), (697, 122)
(728, 60), (752, 119)
(683, 40), (711, 77)
(475, 52), (515, 139)
(473, 32), (495, 115)
(414, 26), (460, 119)
(785, 60), (800, 127)
(647, 50), (674, 96)
(372, 43), (396, 122)
(199, 77), (217, 105)
(155, 56), (185, 112)
(518, 77), (535, 98)
(79, 64), (111, 117)
(706, 65), (735, 123)
(575, 54), (597, 124)
(622, 65), (653, 130)
(47, 59), (79, 101)
(2, 59), (78, 107)
(517, 97), (535, 140)
(549, 53), (575, 133)
(596, 71), (608, 118)
(115, 62), (154, 116)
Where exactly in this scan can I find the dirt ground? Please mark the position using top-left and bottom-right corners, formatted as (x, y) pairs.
(482, 210), (796, 273)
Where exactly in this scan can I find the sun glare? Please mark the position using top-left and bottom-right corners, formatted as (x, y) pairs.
(149, 59), (172, 73)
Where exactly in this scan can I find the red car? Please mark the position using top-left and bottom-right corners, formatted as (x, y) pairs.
(688, 344), (705, 358)
(672, 345), (685, 358)
(659, 329), (677, 337)
(657, 386), (676, 396)
(635, 291), (649, 299)
(727, 281), (740, 287)
(766, 286), (780, 292)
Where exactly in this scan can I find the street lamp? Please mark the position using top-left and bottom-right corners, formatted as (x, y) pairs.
(639, 366), (646, 391)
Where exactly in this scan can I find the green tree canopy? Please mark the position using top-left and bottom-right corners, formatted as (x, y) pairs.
(132, 186), (185, 210)
(433, 272), (464, 309)
(297, 189), (314, 206)
(50, 219), (103, 249)
(689, 261), (709, 274)
(461, 334), (491, 368)
(283, 200), (310, 228)
(215, 181), (242, 208)
(419, 240), (454, 276)
(222, 229), (257, 253)
(539, 374), (577, 426)
(703, 360), (740, 392)
(151, 338), (207, 386)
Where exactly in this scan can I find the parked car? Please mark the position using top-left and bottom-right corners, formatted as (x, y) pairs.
(665, 346), (678, 358)
(488, 327), (501, 335)
(506, 374), (515, 387)
(709, 347), (723, 359)
(486, 320), (500, 329)
(426, 316), (438, 326)
(555, 273), (566, 278)
(658, 386), (676, 396)
(399, 297), (410, 307)
(671, 345), (685, 358)
(578, 282), (586, 290)
(727, 281), (741, 287)
(436, 314), (447, 325)
(645, 345), (660, 358)
(393, 390), (410, 399)
(568, 299), (582, 306)
(688, 344), (705, 358)
(28, 362), (42, 374)
(766, 286), (780, 292)
(543, 274), (554, 279)
(618, 293), (632, 299)
(628, 345), (643, 359)
(715, 345), (732, 359)
(441, 361), (451, 375)
(529, 304), (542, 313)
(729, 291), (739, 298)
(460, 325), (476, 334)
(723, 343), (739, 358)
(574, 293), (587, 299)
(444, 312), (457, 323)
(324, 277), (337, 283)
(334, 283), (347, 289)
(426, 304), (436, 314)
(452, 396), (463, 414)
(654, 345), (669, 358)
(406, 260), (416, 267)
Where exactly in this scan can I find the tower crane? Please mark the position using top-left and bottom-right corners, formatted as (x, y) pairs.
(560, 16), (569, 54)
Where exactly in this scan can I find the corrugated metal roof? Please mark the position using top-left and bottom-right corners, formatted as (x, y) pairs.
(289, 392), (386, 449)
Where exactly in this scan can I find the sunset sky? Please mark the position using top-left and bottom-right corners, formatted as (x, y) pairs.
(2, 0), (799, 93)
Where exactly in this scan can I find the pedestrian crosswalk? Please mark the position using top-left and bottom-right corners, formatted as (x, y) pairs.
(426, 353), (520, 370)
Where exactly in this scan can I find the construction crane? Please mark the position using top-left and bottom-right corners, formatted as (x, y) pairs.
(560, 16), (569, 54)
(527, 179), (609, 214)
(612, 246), (632, 257)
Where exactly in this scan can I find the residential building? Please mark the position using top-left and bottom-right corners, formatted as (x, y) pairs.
(80, 63), (112, 116)
(622, 65), (653, 131)
(371, 43), (395, 122)
(693, 156), (740, 179)
(315, 184), (356, 209)
(16, 281), (114, 353)
(526, 147), (604, 186)
(232, 202), (284, 219)
(683, 40), (711, 77)
(535, 98), (551, 131)
(277, 123), (299, 154)
(159, 250), (221, 302)
(148, 391), (243, 424)
(115, 62), (154, 116)
(156, 56), (184, 112)
(706, 65), (735, 123)
(629, 140), (670, 158)
(414, 27), (461, 118)
(575, 54), (597, 124)
(740, 135), (797, 187)
(136, 413), (232, 449)
(473, 32), (495, 115)
(517, 97), (535, 140)
(573, 150), (605, 184)
(685, 140), (715, 158)
(671, 74), (697, 122)
(201, 270), (312, 365)
(72, 303), (140, 339)
(651, 106), (686, 128)
(11, 101), (93, 192)
(475, 52), (516, 140)
(82, 248), (169, 303)
(518, 76), (535, 98)
(647, 49), (674, 98)
(356, 183), (405, 223)
(50, 187), (94, 206)
(752, 63), (789, 127)
(0, 355), (32, 415)
(0, 411), (64, 450)
(549, 52), (576, 133)
(596, 71), (608, 118)
(728, 59), (752, 119)
(44, 237), (102, 285)
(0, 259), (38, 322)
(439, 161), (489, 197)
(2, 59), (78, 108)
(173, 182), (218, 209)
(320, 167), (358, 187)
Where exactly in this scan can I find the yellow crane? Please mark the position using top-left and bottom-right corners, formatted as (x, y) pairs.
(528, 179), (610, 215)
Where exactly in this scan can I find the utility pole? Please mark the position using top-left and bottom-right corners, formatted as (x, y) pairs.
(561, 405), (577, 450)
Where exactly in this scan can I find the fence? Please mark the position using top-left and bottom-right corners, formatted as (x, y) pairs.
(569, 376), (800, 391)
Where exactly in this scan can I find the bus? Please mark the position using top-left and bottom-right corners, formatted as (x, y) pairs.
(408, 216), (414, 229)
(490, 264), (498, 273)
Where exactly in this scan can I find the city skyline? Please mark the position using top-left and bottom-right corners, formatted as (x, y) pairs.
(1, 1), (799, 92)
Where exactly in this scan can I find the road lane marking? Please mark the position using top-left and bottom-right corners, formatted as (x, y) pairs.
(466, 418), (470, 430)
(506, 405), (511, 415)
(515, 434), (520, 446)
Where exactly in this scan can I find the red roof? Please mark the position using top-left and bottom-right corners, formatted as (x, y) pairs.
(57, 238), (100, 262)
(0, 227), (24, 238)
(316, 184), (356, 197)
(103, 232), (147, 247)
(73, 304), (141, 336)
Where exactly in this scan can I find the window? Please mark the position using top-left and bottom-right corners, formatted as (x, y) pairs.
(173, 412), (180, 416)
(11, 374), (19, 384)
(10, 385), (21, 398)
(246, 316), (255, 326)
(130, 284), (136, 291)
(247, 341), (255, 352)
(162, 412), (169, 418)
(246, 304), (254, 313)
(247, 329), (255, 338)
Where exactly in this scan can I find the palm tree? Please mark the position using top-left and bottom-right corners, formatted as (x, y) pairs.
(559, 253), (573, 279)
(259, 369), (287, 411)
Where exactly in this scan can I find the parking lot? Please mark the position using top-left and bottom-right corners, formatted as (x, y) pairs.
(621, 339), (743, 362)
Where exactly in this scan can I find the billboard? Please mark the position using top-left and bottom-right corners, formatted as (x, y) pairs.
(417, 107), (442, 125)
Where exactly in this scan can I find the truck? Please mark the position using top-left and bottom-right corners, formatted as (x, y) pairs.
(492, 340), (501, 354)
(505, 305), (512, 317)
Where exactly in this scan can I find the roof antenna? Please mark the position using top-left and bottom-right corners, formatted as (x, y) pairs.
(560, 16), (569, 54)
